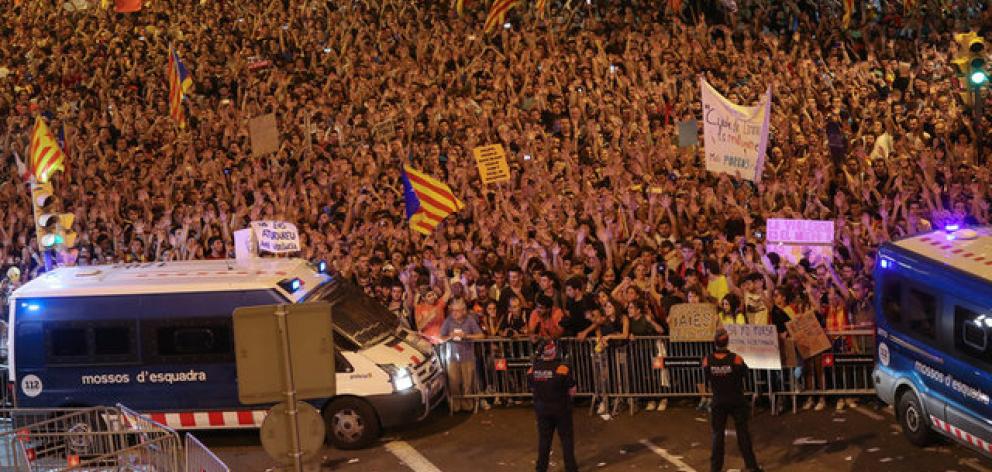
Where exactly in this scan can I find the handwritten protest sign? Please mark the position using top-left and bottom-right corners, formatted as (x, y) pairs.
(678, 120), (698, 148)
(249, 113), (280, 157)
(786, 311), (832, 359)
(250, 221), (300, 253)
(724, 324), (781, 370)
(472, 144), (511, 185)
(700, 78), (771, 182)
(765, 219), (834, 264)
(669, 303), (719, 342)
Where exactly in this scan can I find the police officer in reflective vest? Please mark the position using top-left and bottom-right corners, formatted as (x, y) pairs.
(703, 328), (763, 472)
(528, 340), (578, 472)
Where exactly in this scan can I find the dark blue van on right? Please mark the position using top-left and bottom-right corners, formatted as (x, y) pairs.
(874, 227), (992, 457)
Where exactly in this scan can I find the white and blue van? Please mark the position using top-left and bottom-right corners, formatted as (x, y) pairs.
(875, 227), (992, 457)
(7, 258), (444, 449)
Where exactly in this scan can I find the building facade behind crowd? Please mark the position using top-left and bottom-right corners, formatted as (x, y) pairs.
(1, 1), (991, 389)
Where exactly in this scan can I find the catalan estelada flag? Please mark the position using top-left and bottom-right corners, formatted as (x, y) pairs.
(484, 0), (520, 33)
(401, 166), (464, 235)
(29, 116), (66, 184)
(168, 46), (193, 128)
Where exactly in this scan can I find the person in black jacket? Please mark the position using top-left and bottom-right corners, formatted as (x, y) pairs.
(528, 340), (578, 472)
(561, 276), (594, 337)
(703, 328), (763, 472)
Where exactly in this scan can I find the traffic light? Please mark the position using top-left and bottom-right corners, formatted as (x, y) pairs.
(30, 182), (77, 251)
(953, 32), (988, 88)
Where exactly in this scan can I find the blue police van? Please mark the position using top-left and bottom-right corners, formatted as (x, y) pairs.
(875, 227), (992, 457)
(7, 259), (445, 449)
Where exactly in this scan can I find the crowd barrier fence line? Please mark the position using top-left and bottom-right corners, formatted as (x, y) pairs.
(434, 330), (877, 415)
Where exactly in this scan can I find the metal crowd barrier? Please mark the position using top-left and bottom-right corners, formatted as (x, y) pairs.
(0, 403), (230, 471)
(0, 407), (121, 471)
(185, 432), (229, 472)
(776, 329), (877, 412)
(437, 330), (876, 415)
(8, 405), (182, 471)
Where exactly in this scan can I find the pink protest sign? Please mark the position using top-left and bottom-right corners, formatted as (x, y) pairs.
(766, 219), (834, 244)
(765, 219), (834, 264)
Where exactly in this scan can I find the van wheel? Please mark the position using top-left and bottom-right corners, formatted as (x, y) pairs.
(323, 398), (380, 450)
(898, 390), (936, 447)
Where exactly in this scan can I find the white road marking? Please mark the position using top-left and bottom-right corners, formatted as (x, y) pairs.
(385, 441), (443, 472)
(851, 406), (885, 421)
(639, 439), (698, 472)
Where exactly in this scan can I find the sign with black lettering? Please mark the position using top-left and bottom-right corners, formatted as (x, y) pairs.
(700, 77), (771, 183)
(250, 221), (301, 253)
(724, 324), (781, 370)
(786, 311), (832, 359)
(668, 303), (720, 342)
(472, 144), (511, 185)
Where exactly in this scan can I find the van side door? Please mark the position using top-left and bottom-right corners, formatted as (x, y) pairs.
(940, 301), (992, 453)
(884, 279), (955, 422)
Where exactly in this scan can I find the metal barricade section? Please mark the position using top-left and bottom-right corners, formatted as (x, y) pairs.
(0, 407), (120, 471)
(438, 332), (878, 414)
(9, 405), (182, 471)
(0, 403), (230, 471)
(185, 433), (229, 472)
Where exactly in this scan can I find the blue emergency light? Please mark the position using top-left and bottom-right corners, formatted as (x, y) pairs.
(278, 278), (303, 293)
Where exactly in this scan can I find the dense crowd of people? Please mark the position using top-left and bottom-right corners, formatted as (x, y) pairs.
(2, 0), (991, 414)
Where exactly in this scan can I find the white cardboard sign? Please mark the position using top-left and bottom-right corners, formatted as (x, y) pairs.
(251, 221), (301, 254)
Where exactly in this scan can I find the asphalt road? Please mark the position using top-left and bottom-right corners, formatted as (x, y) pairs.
(201, 399), (989, 471)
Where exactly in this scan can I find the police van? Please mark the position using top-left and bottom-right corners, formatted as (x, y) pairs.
(874, 226), (992, 457)
(7, 259), (445, 449)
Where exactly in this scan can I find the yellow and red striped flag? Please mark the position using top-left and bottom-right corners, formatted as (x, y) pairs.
(29, 116), (66, 184)
(535, 0), (548, 18)
(842, 0), (854, 29)
(903, 0), (916, 12)
(484, 0), (520, 34)
(167, 46), (193, 128)
(401, 166), (464, 235)
(455, 0), (465, 16)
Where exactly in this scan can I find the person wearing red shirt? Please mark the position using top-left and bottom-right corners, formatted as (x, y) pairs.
(528, 294), (565, 339)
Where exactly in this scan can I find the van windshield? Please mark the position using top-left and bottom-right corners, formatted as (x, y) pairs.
(302, 279), (399, 348)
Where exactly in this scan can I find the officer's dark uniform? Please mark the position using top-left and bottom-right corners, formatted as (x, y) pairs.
(703, 340), (762, 472)
(528, 345), (578, 472)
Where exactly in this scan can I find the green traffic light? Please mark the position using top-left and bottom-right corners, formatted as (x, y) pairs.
(971, 70), (989, 86)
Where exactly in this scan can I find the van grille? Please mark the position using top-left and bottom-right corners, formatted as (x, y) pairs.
(414, 352), (441, 385)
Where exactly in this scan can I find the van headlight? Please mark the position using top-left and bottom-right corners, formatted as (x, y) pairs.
(380, 365), (415, 391)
